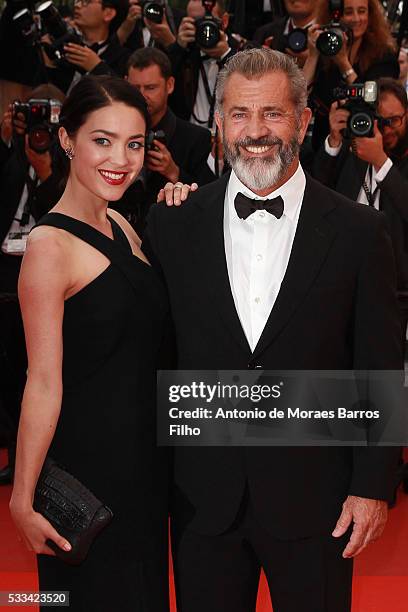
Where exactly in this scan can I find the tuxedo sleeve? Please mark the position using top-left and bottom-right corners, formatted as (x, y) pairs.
(377, 164), (408, 223)
(142, 204), (164, 277)
(349, 213), (402, 501)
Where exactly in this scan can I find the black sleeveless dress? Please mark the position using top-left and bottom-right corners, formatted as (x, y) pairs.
(34, 213), (171, 612)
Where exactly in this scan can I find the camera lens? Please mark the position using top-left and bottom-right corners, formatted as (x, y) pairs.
(316, 29), (343, 56)
(37, 1), (68, 40)
(349, 112), (373, 137)
(143, 2), (164, 24)
(196, 19), (220, 49)
(287, 28), (308, 53)
(28, 127), (52, 153)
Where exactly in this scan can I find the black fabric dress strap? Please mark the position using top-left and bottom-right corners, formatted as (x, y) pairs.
(35, 212), (133, 263)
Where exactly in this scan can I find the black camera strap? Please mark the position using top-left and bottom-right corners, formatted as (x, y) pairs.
(192, 58), (219, 128)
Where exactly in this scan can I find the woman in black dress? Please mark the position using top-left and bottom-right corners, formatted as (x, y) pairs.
(9, 75), (172, 611)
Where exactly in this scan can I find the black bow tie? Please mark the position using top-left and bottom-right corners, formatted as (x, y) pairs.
(234, 192), (284, 220)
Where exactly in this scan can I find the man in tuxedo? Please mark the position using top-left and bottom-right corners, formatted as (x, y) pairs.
(144, 49), (402, 611)
(253, 0), (316, 62)
(166, 0), (236, 127)
(313, 77), (408, 341)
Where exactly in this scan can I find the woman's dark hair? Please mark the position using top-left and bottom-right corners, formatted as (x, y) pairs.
(54, 75), (149, 185)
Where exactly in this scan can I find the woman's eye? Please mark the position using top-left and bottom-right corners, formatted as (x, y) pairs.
(94, 137), (110, 146)
(128, 141), (144, 150)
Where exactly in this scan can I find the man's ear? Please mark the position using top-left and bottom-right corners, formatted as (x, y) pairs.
(215, 111), (223, 138)
(166, 76), (175, 96)
(103, 6), (116, 27)
(221, 12), (229, 31)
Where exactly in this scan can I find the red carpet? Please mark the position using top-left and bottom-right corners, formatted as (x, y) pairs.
(0, 448), (407, 611)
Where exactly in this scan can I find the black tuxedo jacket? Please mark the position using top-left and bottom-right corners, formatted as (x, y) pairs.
(313, 143), (408, 291)
(144, 172), (402, 539)
(253, 16), (288, 48)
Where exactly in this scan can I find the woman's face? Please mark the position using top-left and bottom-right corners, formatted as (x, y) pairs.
(342, 0), (369, 41)
(62, 101), (146, 202)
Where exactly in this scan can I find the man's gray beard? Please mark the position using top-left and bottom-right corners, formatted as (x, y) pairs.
(223, 134), (300, 192)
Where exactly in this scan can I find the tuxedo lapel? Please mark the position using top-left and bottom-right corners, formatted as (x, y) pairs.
(345, 155), (368, 200)
(252, 176), (338, 360)
(191, 173), (251, 354)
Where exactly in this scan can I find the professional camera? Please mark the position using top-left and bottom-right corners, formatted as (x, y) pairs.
(333, 81), (380, 137)
(195, 0), (221, 49)
(13, 1), (83, 65)
(140, 1), (164, 24)
(146, 129), (166, 151)
(316, 0), (352, 57)
(37, 1), (84, 64)
(283, 28), (308, 54)
(12, 98), (62, 153)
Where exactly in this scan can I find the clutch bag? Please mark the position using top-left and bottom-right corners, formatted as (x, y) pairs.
(33, 457), (113, 565)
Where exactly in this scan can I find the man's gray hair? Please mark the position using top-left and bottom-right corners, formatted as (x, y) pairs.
(215, 48), (308, 118)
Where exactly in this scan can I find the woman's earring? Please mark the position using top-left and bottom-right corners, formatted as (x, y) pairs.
(65, 146), (74, 160)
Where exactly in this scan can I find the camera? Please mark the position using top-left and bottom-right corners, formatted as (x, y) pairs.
(333, 81), (379, 137)
(283, 28), (308, 54)
(13, 1), (83, 66)
(195, 0), (221, 49)
(12, 98), (62, 153)
(146, 129), (166, 151)
(140, 1), (164, 25)
(316, 0), (352, 57)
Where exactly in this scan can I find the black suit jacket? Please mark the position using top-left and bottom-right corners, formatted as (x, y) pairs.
(253, 16), (288, 48)
(144, 172), (402, 538)
(313, 142), (408, 291)
(167, 42), (236, 122)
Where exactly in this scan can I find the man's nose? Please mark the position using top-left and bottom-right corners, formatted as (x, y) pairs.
(246, 115), (270, 140)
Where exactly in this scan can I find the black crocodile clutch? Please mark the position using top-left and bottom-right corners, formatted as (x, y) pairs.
(33, 457), (113, 565)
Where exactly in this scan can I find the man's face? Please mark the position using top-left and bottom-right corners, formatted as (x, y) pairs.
(284, 0), (314, 20)
(74, 0), (110, 30)
(399, 49), (408, 82)
(127, 64), (174, 123)
(378, 92), (408, 153)
(215, 71), (311, 193)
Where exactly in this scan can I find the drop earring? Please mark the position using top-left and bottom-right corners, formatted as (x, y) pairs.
(65, 146), (74, 160)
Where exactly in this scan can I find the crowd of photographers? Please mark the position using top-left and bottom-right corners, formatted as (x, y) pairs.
(0, 0), (407, 493)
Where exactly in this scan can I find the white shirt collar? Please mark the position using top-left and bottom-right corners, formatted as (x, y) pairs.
(227, 163), (306, 222)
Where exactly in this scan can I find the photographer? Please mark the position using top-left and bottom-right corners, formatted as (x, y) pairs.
(304, 0), (399, 151)
(166, 0), (236, 127)
(253, 0), (318, 68)
(45, 0), (131, 93)
(313, 77), (408, 339)
(117, 47), (214, 233)
(116, 0), (185, 52)
(0, 84), (65, 485)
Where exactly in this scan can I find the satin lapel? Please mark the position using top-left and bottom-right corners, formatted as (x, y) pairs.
(191, 173), (251, 353)
(252, 176), (338, 360)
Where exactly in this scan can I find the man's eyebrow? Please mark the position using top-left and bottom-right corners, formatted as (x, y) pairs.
(228, 105), (286, 113)
(90, 129), (145, 139)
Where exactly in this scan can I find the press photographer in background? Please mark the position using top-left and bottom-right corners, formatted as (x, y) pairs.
(42, 0), (131, 93)
(0, 84), (65, 486)
(313, 77), (408, 341)
(304, 0), (399, 151)
(253, 0), (319, 69)
(116, 0), (185, 52)
(166, 0), (236, 128)
(114, 47), (214, 234)
(398, 46), (408, 96)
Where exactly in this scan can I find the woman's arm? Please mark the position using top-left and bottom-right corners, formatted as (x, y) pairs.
(9, 228), (72, 555)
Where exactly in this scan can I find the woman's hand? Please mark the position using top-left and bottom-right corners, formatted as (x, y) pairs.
(157, 182), (198, 206)
(9, 503), (71, 556)
(331, 31), (352, 73)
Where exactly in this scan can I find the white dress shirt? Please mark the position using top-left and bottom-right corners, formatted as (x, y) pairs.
(324, 136), (393, 209)
(190, 48), (230, 128)
(224, 164), (306, 351)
